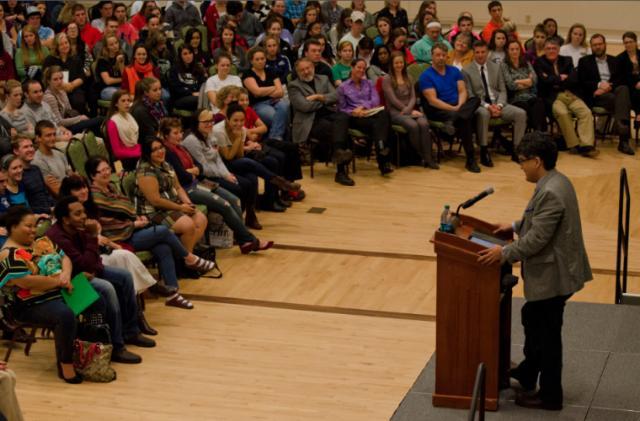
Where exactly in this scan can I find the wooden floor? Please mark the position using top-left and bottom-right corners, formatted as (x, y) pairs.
(9, 141), (640, 420)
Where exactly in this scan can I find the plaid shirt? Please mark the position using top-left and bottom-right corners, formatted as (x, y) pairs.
(284, 0), (307, 20)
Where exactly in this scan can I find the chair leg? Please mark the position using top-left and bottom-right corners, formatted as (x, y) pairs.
(395, 132), (401, 168)
(24, 327), (37, 356)
(309, 143), (315, 179)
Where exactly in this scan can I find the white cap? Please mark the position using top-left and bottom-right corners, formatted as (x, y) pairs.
(351, 11), (365, 23)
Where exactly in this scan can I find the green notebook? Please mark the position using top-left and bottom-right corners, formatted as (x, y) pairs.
(61, 273), (100, 316)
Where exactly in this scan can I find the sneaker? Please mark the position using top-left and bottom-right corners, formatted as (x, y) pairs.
(335, 172), (355, 186)
(111, 347), (142, 364)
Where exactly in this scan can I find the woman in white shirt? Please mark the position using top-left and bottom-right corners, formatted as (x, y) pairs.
(204, 52), (242, 113)
(560, 23), (590, 68)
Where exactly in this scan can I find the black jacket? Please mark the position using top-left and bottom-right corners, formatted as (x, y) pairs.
(616, 49), (640, 89)
(577, 54), (622, 107)
(130, 101), (160, 144)
(534, 55), (578, 105)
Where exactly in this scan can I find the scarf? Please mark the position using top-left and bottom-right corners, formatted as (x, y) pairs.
(142, 95), (167, 122)
(124, 62), (155, 95)
(110, 112), (139, 147)
(164, 141), (195, 171)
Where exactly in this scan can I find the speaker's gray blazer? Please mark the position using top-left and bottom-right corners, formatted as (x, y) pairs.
(288, 74), (338, 144)
(502, 170), (593, 301)
(462, 60), (508, 106)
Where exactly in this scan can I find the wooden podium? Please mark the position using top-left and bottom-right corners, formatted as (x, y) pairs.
(431, 214), (513, 411)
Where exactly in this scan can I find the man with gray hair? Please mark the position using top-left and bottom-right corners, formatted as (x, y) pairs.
(289, 57), (354, 186)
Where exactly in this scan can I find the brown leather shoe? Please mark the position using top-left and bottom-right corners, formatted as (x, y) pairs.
(515, 392), (562, 411)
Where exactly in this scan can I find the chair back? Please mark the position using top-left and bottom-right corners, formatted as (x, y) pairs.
(407, 63), (429, 84)
(365, 26), (380, 40)
(120, 171), (137, 201)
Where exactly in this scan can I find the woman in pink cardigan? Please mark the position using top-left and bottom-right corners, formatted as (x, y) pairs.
(105, 89), (141, 171)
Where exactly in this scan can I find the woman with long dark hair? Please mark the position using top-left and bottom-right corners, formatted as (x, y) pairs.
(106, 89), (141, 171)
(212, 25), (249, 72)
(130, 77), (168, 143)
(169, 45), (207, 112)
(184, 27), (211, 68)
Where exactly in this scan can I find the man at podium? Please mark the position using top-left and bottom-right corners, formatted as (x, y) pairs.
(478, 132), (592, 410)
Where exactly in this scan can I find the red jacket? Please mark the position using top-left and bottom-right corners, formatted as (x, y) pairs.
(80, 23), (103, 52)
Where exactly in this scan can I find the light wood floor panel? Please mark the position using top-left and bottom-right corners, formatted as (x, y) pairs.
(255, 144), (640, 272)
(11, 302), (434, 421)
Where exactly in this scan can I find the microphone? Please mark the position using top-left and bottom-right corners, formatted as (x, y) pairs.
(457, 187), (494, 213)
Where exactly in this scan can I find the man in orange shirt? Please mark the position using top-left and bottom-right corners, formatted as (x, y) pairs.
(481, 1), (504, 43)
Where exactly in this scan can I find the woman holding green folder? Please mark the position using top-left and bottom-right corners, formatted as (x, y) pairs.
(0, 206), (106, 384)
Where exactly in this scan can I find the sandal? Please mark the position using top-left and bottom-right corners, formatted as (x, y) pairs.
(165, 294), (194, 310)
(185, 256), (216, 273)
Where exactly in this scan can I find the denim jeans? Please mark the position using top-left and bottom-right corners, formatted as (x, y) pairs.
(15, 296), (104, 363)
(227, 157), (278, 206)
(253, 99), (290, 141)
(95, 266), (140, 345)
(68, 116), (105, 135)
(188, 187), (255, 244)
(90, 277), (125, 348)
(128, 225), (189, 288)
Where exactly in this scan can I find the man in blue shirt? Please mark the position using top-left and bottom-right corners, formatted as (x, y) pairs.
(420, 43), (481, 172)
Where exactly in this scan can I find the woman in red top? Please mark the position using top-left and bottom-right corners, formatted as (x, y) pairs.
(122, 45), (160, 95)
(389, 28), (416, 65)
(131, 1), (157, 31)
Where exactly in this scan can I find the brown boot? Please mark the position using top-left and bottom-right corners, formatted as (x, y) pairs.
(245, 208), (263, 230)
(270, 176), (301, 192)
(137, 295), (157, 336)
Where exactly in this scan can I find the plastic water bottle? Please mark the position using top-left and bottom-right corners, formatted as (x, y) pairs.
(440, 205), (452, 233)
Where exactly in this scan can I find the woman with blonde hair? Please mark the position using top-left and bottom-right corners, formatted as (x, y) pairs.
(0, 80), (32, 133)
(560, 23), (590, 67)
(446, 32), (474, 70)
(95, 34), (127, 100)
(15, 25), (49, 81)
(42, 33), (86, 111)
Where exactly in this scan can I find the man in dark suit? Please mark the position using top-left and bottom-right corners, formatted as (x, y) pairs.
(288, 57), (354, 186)
(535, 39), (596, 157)
(578, 34), (635, 155)
(479, 132), (592, 411)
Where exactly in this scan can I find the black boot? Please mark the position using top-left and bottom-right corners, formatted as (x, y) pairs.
(137, 295), (158, 336)
(480, 146), (494, 167)
(335, 164), (355, 186)
(618, 137), (635, 155)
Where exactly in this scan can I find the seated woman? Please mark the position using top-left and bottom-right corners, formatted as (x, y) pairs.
(374, 17), (392, 47)
(368, 44), (392, 84)
(85, 157), (214, 310)
(158, 118), (273, 253)
(65, 23), (93, 81)
(183, 109), (262, 229)
(42, 33), (86, 112)
(106, 90), (141, 172)
(213, 85), (242, 123)
(42, 66), (104, 135)
(257, 17), (296, 65)
(2, 155), (28, 207)
(382, 51), (438, 169)
(121, 45), (161, 96)
(488, 29), (508, 65)
(135, 138), (209, 255)
(337, 58), (393, 176)
(0, 80), (32, 134)
(168, 45), (207, 112)
(131, 77), (168, 143)
(332, 41), (354, 86)
(502, 39), (547, 136)
(59, 175), (157, 333)
(212, 26), (249, 73)
(292, 5), (321, 49)
(243, 47), (290, 142)
(559, 24), (590, 68)
(329, 8), (352, 50)
(144, 30), (174, 84)
(388, 28), (416, 66)
(213, 103), (301, 212)
(185, 27), (211, 69)
(617, 32), (640, 128)
(204, 53), (243, 114)
(264, 35), (292, 87)
(238, 88), (304, 199)
(0, 206), (103, 383)
(446, 32), (473, 70)
(15, 25), (49, 81)
(95, 34), (127, 100)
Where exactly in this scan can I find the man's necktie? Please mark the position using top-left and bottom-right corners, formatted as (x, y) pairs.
(481, 65), (492, 104)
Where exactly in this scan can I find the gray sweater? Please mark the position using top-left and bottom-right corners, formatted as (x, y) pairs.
(181, 133), (231, 179)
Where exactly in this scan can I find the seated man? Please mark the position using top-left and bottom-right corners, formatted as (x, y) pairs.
(31, 121), (72, 198)
(47, 197), (155, 364)
(535, 38), (596, 157)
(12, 136), (56, 215)
(71, 4), (103, 53)
(164, 0), (203, 33)
(420, 43), (481, 172)
(463, 40), (527, 165)
(481, 1), (504, 43)
(289, 57), (354, 186)
(217, 0), (263, 47)
(337, 58), (393, 176)
(20, 80), (72, 143)
(578, 34), (634, 155)
(411, 21), (451, 65)
(292, 39), (334, 83)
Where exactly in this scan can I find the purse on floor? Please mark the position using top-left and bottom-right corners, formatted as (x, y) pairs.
(73, 339), (116, 382)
